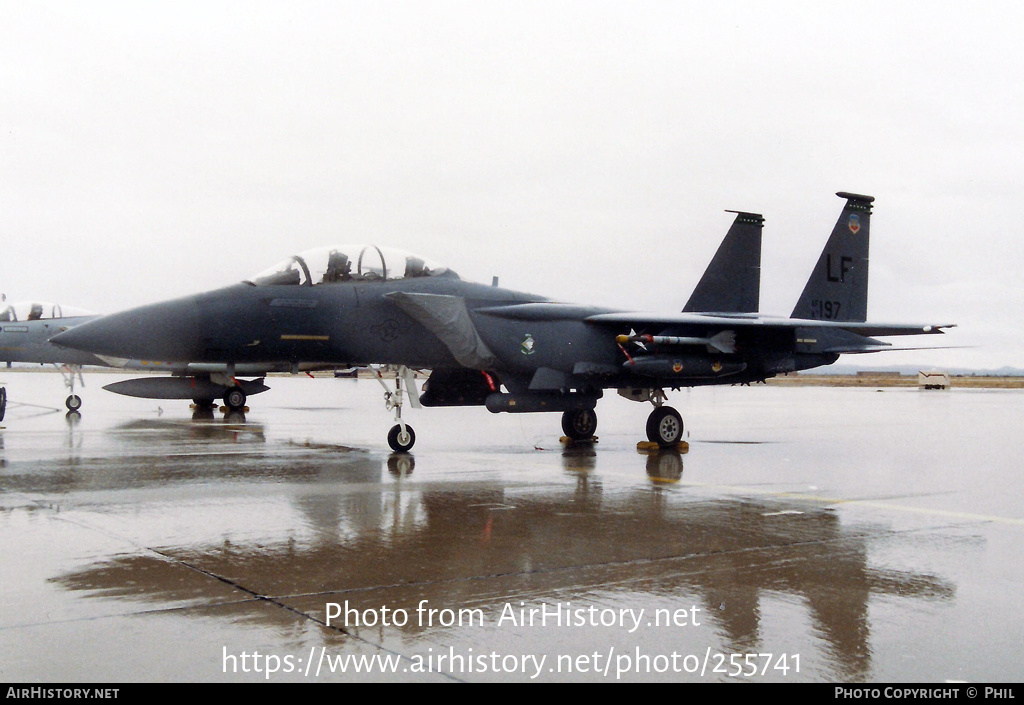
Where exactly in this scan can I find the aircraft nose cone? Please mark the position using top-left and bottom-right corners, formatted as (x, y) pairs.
(51, 296), (203, 361)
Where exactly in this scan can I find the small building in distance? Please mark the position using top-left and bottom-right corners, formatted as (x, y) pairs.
(918, 370), (951, 390)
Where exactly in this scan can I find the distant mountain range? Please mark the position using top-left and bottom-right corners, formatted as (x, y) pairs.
(810, 364), (1024, 377)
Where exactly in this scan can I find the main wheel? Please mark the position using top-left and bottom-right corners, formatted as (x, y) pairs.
(646, 406), (684, 447)
(0, 387), (6, 422)
(224, 387), (246, 411)
(561, 408), (598, 440)
(388, 423), (416, 453)
(66, 394), (82, 412)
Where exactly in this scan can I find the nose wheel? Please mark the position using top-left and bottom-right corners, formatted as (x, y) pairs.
(58, 364), (85, 412)
(388, 424), (416, 452)
(373, 365), (421, 453)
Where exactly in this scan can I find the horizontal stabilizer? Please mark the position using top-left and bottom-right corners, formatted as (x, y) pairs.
(831, 322), (956, 337)
(828, 344), (966, 354)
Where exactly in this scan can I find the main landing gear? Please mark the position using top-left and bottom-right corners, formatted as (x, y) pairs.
(560, 390), (684, 448)
(373, 365), (421, 453)
(223, 386), (246, 411)
(612, 388), (686, 448)
(191, 385), (246, 413)
(640, 389), (684, 447)
(189, 385), (247, 418)
(646, 405), (684, 447)
(561, 408), (598, 441)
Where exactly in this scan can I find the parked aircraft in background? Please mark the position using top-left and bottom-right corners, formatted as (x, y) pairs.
(0, 297), (102, 411)
(53, 193), (953, 452)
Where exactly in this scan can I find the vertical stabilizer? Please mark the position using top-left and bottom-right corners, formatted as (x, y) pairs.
(683, 211), (763, 313)
(790, 192), (873, 322)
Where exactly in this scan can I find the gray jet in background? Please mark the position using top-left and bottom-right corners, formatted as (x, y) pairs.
(0, 298), (102, 412)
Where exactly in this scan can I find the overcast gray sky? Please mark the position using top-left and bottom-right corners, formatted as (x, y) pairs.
(2, 1), (1020, 370)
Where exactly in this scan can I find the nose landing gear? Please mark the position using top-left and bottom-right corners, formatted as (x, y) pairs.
(58, 364), (84, 412)
(373, 366), (421, 453)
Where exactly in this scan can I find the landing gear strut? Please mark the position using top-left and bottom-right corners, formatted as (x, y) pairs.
(373, 365), (421, 453)
(58, 364), (84, 412)
(621, 387), (686, 448)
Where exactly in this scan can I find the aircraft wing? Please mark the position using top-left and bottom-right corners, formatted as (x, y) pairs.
(583, 311), (955, 336)
(474, 303), (954, 336)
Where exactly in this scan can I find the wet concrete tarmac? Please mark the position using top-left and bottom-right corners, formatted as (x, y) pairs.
(1, 371), (1022, 682)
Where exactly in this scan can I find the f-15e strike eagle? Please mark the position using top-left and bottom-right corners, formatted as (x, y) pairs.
(52, 192), (953, 451)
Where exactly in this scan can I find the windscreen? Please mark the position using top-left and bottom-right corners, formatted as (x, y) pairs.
(248, 245), (456, 286)
(0, 301), (96, 321)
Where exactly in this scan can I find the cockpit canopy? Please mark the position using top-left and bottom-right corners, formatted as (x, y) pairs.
(246, 245), (457, 287)
(0, 301), (96, 322)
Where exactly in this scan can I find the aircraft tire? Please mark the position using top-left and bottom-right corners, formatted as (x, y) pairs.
(66, 394), (82, 412)
(561, 408), (598, 440)
(224, 387), (246, 411)
(388, 424), (416, 453)
(0, 387), (6, 422)
(646, 406), (684, 447)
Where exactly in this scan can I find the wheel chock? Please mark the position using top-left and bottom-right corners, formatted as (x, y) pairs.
(636, 440), (689, 454)
(560, 436), (598, 446)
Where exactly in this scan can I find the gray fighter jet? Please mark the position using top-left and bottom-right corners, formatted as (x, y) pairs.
(53, 193), (953, 452)
(0, 298), (104, 411)
(40, 208), (762, 418)
(1, 208), (758, 422)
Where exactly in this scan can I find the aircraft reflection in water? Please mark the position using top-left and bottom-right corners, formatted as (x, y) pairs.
(47, 447), (955, 681)
(53, 193), (954, 451)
